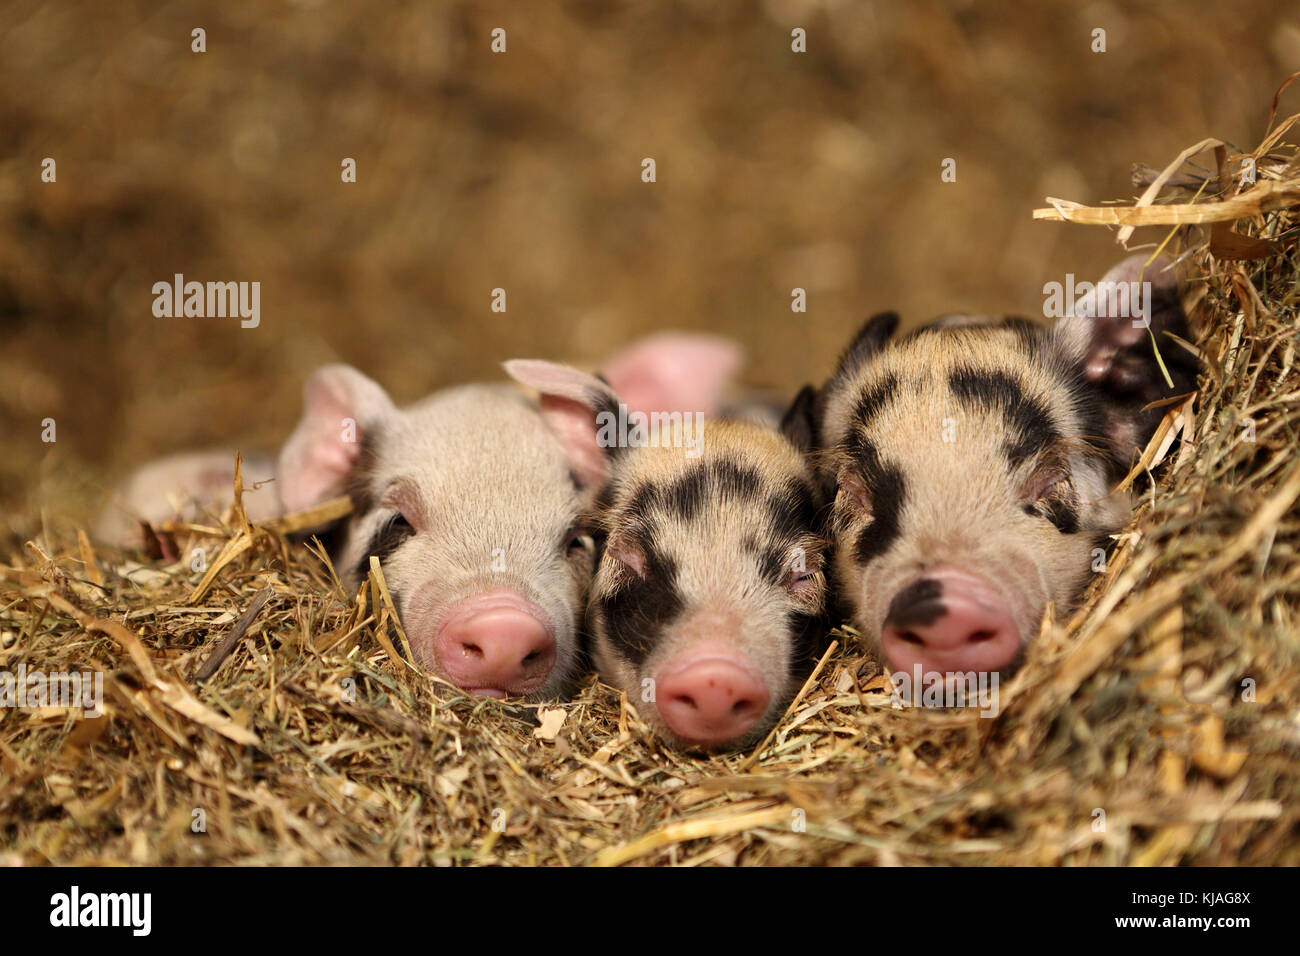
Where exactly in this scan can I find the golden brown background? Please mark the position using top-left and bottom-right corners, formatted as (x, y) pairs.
(1, 0), (1295, 537)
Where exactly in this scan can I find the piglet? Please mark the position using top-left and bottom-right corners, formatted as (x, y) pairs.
(505, 359), (830, 750)
(785, 254), (1198, 680)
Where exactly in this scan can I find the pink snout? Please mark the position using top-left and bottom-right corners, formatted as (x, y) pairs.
(433, 590), (556, 698)
(655, 646), (770, 748)
(880, 567), (1021, 675)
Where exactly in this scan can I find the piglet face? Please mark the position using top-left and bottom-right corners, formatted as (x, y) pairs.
(505, 358), (829, 751)
(800, 309), (1140, 681)
(353, 387), (595, 700)
(795, 258), (1197, 682)
(278, 368), (594, 700)
(589, 428), (829, 751)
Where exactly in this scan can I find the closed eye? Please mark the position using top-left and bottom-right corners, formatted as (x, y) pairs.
(563, 525), (594, 557)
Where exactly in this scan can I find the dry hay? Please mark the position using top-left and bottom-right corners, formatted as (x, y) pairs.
(3, 120), (1300, 868)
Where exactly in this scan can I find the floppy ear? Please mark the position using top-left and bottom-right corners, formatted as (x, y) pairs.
(598, 332), (742, 418)
(780, 385), (820, 456)
(504, 359), (623, 491)
(828, 312), (899, 387)
(1052, 254), (1199, 458)
(276, 364), (396, 514)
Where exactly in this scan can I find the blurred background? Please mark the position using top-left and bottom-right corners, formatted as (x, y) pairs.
(1, 0), (1296, 537)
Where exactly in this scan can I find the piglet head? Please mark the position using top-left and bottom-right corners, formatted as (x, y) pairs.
(507, 356), (829, 752)
(278, 365), (589, 701)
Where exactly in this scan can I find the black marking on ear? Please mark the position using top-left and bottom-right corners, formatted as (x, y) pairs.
(780, 385), (819, 454)
(949, 366), (1060, 467)
(588, 387), (619, 420)
(598, 546), (684, 668)
(850, 372), (900, 432)
(829, 312), (899, 388)
(884, 578), (945, 629)
(847, 436), (906, 564)
(352, 511), (416, 583)
(587, 390), (627, 462)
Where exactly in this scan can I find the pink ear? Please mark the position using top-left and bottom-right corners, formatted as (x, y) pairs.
(599, 333), (742, 416)
(276, 365), (395, 513)
(504, 359), (619, 490)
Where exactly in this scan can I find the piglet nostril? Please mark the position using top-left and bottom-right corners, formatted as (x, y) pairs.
(968, 630), (996, 644)
(897, 630), (924, 646)
(671, 694), (698, 711)
(459, 642), (485, 660)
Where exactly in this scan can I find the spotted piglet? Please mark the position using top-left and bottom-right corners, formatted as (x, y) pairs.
(505, 359), (830, 751)
(786, 254), (1198, 680)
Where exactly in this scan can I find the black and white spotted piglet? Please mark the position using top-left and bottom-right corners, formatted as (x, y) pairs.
(99, 335), (743, 703)
(506, 360), (830, 751)
(785, 254), (1199, 679)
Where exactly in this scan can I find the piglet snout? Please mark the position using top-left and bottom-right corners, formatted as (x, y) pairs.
(434, 590), (556, 698)
(655, 645), (770, 748)
(880, 567), (1020, 675)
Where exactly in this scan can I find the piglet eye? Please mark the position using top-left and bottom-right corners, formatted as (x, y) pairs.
(783, 549), (824, 606)
(1020, 462), (1080, 534)
(788, 569), (817, 589)
(564, 528), (593, 556)
(390, 511), (413, 533)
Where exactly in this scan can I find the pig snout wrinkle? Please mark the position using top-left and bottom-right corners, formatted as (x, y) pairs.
(655, 649), (770, 748)
(434, 591), (557, 698)
(880, 567), (1020, 675)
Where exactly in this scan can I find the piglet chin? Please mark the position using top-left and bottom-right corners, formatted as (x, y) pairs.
(417, 589), (557, 699)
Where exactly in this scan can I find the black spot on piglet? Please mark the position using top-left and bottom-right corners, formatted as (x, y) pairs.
(884, 578), (946, 629)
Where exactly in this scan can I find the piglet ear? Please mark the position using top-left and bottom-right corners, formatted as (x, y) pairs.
(1052, 254), (1198, 459)
(1052, 254), (1186, 366)
(504, 359), (621, 490)
(827, 312), (899, 388)
(780, 385), (820, 456)
(598, 332), (742, 418)
(276, 364), (396, 514)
